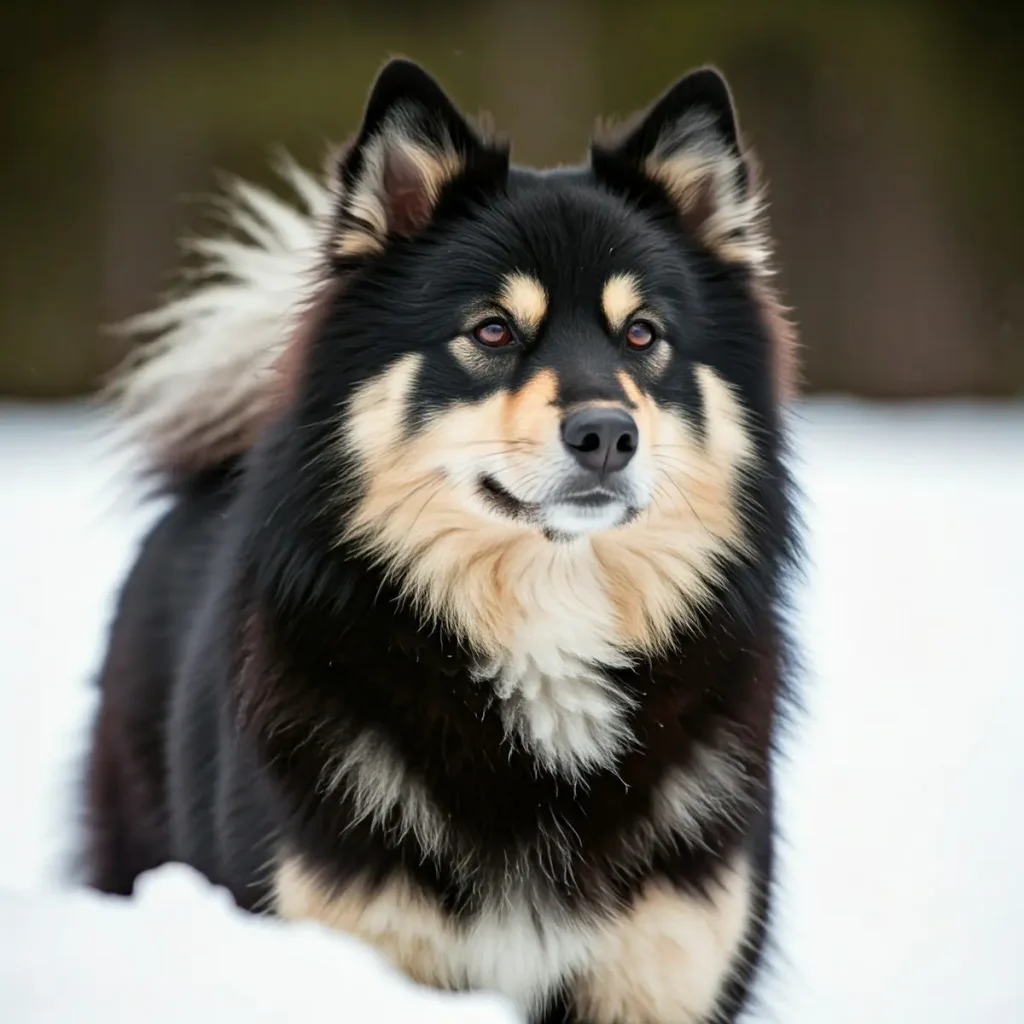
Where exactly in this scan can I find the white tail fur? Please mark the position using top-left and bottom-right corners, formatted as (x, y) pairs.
(106, 155), (334, 476)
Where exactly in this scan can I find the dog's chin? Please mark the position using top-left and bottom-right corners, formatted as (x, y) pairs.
(477, 476), (636, 538)
(538, 500), (630, 537)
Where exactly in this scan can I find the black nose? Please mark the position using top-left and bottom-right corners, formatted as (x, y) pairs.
(560, 407), (639, 475)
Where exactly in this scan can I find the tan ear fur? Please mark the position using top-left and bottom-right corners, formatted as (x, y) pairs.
(333, 110), (468, 260)
(642, 108), (770, 272)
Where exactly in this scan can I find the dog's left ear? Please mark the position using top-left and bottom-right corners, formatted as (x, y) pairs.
(331, 58), (509, 265)
(591, 68), (767, 271)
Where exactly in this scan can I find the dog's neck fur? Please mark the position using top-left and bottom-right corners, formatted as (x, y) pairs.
(469, 539), (639, 783)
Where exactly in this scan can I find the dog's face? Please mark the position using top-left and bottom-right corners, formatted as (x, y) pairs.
(297, 59), (789, 653)
(346, 186), (734, 541)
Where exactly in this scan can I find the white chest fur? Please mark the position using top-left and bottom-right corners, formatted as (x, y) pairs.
(472, 539), (638, 781)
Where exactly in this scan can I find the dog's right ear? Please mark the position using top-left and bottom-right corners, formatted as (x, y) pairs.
(591, 67), (768, 271)
(331, 59), (509, 265)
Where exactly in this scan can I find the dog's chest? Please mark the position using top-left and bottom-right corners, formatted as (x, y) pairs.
(472, 556), (637, 780)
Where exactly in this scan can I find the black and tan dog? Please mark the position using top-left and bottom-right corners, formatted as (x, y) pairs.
(83, 57), (802, 1023)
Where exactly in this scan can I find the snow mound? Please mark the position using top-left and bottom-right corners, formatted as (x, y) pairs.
(0, 864), (522, 1023)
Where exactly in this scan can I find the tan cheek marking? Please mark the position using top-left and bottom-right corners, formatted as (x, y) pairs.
(573, 856), (754, 1024)
(693, 364), (755, 468)
(500, 272), (548, 334)
(595, 367), (753, 653)
(344, 353), (424, 466)
(275, 856), (457, 989)
(653, 367), (752, 542)
(343, 382), (541, 654)
(602, 273), (642, 333)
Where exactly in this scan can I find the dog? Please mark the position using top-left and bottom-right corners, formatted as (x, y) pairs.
(83, 57), (802, 1023)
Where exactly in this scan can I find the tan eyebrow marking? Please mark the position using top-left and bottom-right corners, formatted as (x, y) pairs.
(602, 273), (643, 333)
(499, 272), (548, 333)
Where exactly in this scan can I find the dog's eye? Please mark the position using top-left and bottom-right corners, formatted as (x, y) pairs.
(473, 319), (516, 348)
(625, 319), (657, 351)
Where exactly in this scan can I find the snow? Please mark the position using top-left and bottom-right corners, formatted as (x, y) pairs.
(1, 398), (1023, 1022)
(0, 865), (519, 1022)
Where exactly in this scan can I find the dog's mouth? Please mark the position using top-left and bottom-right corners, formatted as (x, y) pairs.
(477, 475), (638, 536)
(478, 474), (533, 519)
(559, 488), (623, 508)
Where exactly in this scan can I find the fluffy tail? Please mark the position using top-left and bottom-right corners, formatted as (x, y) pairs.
(105, 155), (334, 480)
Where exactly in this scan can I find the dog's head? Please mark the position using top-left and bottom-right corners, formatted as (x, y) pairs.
(286, 59), (794, 656)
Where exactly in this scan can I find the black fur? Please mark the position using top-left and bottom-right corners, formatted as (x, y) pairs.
(83, 58), (800, 1023)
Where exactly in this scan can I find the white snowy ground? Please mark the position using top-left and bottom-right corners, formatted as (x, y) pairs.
(0, 399), (1022, 1023)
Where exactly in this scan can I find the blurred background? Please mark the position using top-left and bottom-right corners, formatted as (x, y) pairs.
(1, 0), (1022, 400)
(2, 3), (1023, 1023)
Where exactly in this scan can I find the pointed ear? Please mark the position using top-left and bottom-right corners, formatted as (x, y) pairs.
(591, 67), (768, 271)
(331, 59), (509, 264)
